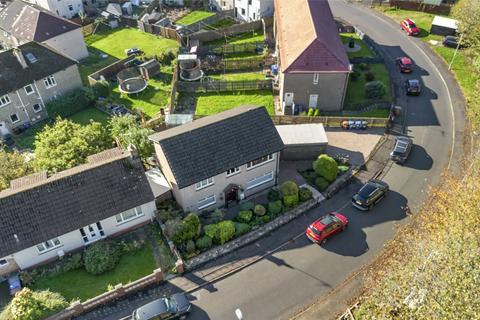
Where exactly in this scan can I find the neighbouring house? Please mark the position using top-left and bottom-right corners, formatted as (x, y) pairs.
(149, 106), (285, 212)
(0, 0), (88, 60)
(234, 0), (273, 21)
(274, 0), (351, 113)
(24, 0), (84, 19)
(0, 42), (82, 133)
(209, 0), (234, 11)
(0, 147), (157, 276)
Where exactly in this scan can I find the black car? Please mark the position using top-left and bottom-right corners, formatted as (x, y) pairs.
(390, 136), (413, 164)
(132, 293), (191, 320)
(405, 79), (421, 96)
(351, 180), (389, 211)
(443, 35), (463, 49)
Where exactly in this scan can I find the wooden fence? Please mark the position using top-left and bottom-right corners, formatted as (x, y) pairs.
(176, 79), (272, 93)
(168, 64), (179, 112)
(177, 9), (235, 35)
(87, 56), (137, 86)
(201, 56), (274, 72)
(271, 115), (388, 128)
(190, 19), (263, 43)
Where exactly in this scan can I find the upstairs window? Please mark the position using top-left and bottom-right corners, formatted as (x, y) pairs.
(44, 75), (57, 89)
(247, 154), (274, 170)
(115, 206), (143, 224)
(0, 94), (10, 107)
(24, 84), (34, 95)
(196, 177), (214, 190)
(226, 167), (240, 177)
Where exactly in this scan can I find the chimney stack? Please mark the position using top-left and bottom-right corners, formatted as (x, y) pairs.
(13, 48), (28, 69)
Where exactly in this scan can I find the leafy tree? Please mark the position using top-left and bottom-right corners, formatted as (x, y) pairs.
(365, 81), (386, 99)
(313, 154), (338, 182)
(268, 200), (283, 216)
(299, 187), (313, 202)
(0, 150), (33, 191)
(33, 118), (112, 173)
(109, 115), (154, 159)
(237, 210), (253, 223)
(452, 0), (480, 51)
(280, 180), (299, 207)
(234, 223), (251, 237)
(0, 288), (68, 320)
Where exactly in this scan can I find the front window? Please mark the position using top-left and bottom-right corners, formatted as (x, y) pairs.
(0, 94), (10, 107)
(10, 114), (19, 124)
(115, 206), (143, 224)
(246, 154), (274, 170)
(226, 167), (240, 177)
(36, 238), (62, 253)
(198, 195), (216, 210)
(24, 84), (34, 95)
(33, 103), (42, 113)
(195, 177), (214, 190)
(44, 75), (57, 89)
(246, 171), (274, 190)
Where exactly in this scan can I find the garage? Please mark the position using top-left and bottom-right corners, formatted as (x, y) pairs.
(430, 16), (458, 36)
(276, 124), (328, 160)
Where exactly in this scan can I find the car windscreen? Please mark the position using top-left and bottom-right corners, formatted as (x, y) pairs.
(409, 22), (416, 28)
(166, 298), (177, 313)
(309, 225), (321, 236)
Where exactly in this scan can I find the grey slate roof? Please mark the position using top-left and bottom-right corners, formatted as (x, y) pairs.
(0, 41), (78, 96)
(0, 148), (155, 257)
(0, 0), (80, 42)
(149, 106), (285, 189)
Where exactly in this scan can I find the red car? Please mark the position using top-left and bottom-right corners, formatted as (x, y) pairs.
(396, 57), (413, 73)
(401, 19), (420, 36)
(305, 212), (348, 244)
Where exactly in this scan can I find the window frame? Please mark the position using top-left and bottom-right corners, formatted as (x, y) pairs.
(32, 103), (42, 113)
(36, 238), (62, 254)
(24, 84), (34, 95)
(226, 167), (241, 177)
(313, 73), (320, 85)
(115, 206), (144, 224)
(246, 171), (274, 190)
(0, 94), (11, 107)
(44, 75), (57, 89)
(10, 113), (20, 124)
(246, 154), (274, 170)
(0, 259), (8, 267)
(198, 194), (216, 210)
(195, 177), (214, 190)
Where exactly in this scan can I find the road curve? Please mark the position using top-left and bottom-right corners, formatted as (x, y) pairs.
(183, 2), (466, 319)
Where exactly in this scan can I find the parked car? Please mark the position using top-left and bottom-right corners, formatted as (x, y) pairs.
(125, 47), (142, 56)
(390, 136), (413, 164)
(8, 275), (21, 295)
(443, 35), (463, 49)
(305, 212), (348, 244)
(401, 19), (420, 36)
(405, 79), (421, 96)
(351, 180), (389, 211)
(396, 57), (413, 73)
(132, 293), (191, 320)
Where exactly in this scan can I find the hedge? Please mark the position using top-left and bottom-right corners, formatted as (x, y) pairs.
(46, 88), (95, 119)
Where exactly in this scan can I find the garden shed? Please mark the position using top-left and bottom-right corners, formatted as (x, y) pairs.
(430, 16), (457, 36)
(276, 124), (328, 160)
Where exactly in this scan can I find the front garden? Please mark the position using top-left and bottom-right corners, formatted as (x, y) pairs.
(299, 154), (350, 192)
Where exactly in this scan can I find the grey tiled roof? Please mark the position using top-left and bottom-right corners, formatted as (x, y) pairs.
(149, 106), (285, 189)
(0, 42), (77, 96)
(0, 148), (155, 257)
(0, 1), (80, 42)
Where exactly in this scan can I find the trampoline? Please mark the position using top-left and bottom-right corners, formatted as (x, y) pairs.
(179, 55), (203, 81)
(117, 67), (148, 94)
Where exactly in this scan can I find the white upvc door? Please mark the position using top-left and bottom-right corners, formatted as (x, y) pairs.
(79, 222), (105, 244)
(284, 92), (294, 106)
(309, 94), (319, 108)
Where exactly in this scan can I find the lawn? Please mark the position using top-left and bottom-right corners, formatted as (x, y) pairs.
(344, 63), (392, 108)
(110, 71), (172, 118)
(78, 50), (117, 85)
(205, 30), (264, 46)
(32, 245), (156, 302)
(209, 72), (265, 81)
(13, 108), (111, 150)
(340, 33), (374, 59)
(85, 28), (179, 59)
(203, 18), (236, 30)
(193, 90), (274, 115)
(176, 10), (215, 25)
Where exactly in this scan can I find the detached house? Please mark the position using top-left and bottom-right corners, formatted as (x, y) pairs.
(235, 0), (273, 21)
(0, 42), (82, 133)
(0, 0), (88, 60)
(274, 0), (351, 113)
(149, 106), (285, 212)
(0, 148), (156, 275)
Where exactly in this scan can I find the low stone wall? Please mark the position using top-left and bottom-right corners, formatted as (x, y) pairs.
(324, 166), (359, 199)
(185, 198), (318, 270)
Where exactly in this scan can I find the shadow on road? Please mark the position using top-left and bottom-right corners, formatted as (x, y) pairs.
(400, 144), (434, 170)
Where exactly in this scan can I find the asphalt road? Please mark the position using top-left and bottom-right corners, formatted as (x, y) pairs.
(185, 1), (466, 319)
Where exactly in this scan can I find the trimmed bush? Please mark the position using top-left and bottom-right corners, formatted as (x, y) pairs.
(268, 200), (283, 216)
(299, 187), (313, 202)
(350, 70), (361, 81)
(196, 236), (213, 251)
(217, 220), (236, 244)
(83, 241), (120, 275)
(210, 209), (225, 223)
(365, 71), (375, 81)
(61, 253), (83, 272)
(254, 204), (266, 216)
(313, 109), (320, 117)
(281, 180), (299, 196)
(240, 201), (255, 211)
(186, 240), (196, 255)
(313, 154), (339, 182)
(365, 81), (386, 99)
(338, 165), (350, 174)
(234, 223), (251, 237)
(46, 88), (94, 119)
(283, 194), (299, 207)
(301, 170), (317, 184)
(267, 188), (281, 201)
(203, 224), (219, 240)
(173, 213), (201, 244)
(237, 210), (253, 223)
(308, 108), (314, 117)
(315, 176), (329, 191)
(261, 215), (270, 223)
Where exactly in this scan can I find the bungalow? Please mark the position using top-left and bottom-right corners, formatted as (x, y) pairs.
(149, 106), (285, 212)
(0, 0), (88, 60)
(0, 42), (82, 133)
(0, 147), (156, 276)
(274, 0), (351, 113)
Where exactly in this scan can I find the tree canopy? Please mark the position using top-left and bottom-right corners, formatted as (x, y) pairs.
(109, 115), (154, 159)
(452, 0), (480, 52)
(0, 150), (33, 191)
(33, 118), (112, 173)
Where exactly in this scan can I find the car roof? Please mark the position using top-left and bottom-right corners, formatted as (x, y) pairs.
(359, 183), (378, 197)
(135, 298), (168, 319)
(405, 19), (415, 24)
(400, 57), (412, 65)
(394, 139), (411, 152)
(314, 213), (336, 228)
(407, 79), (420, 85)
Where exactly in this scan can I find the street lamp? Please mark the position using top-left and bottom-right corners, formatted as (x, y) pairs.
(235, 308), (243, 320)
(448, 33), (463, 71)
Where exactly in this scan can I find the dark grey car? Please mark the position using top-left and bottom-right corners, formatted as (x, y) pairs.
(390, 136), (413, 164)
(351, 180), (389, 211)
(132, 293), (191, 320)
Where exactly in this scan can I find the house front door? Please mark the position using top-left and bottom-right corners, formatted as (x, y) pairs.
(284, 92), (294, 106)
(79, 222), (105, 244)
(309, 94), (319, 108)
(0, 122), (9, 136)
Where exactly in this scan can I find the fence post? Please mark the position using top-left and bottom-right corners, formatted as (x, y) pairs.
(115, 283), (126, 298)
(176, 259), (185, 274)
(153, 268), (164, 283)
(71, 300), (84, 316)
